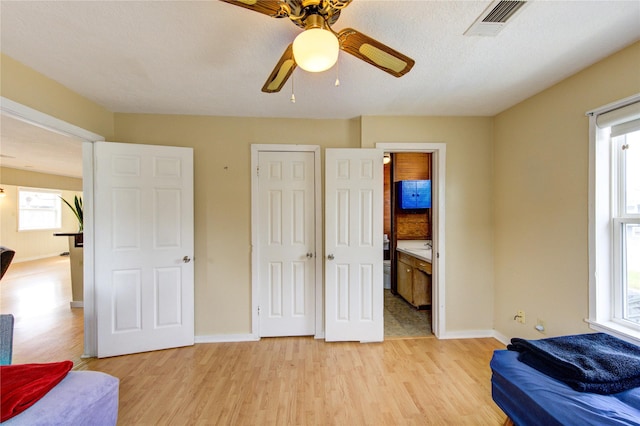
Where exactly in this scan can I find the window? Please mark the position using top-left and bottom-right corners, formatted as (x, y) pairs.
(588, 96), (640, 344)
(613, 130), (640, 326)
(18, 188), (62, 231)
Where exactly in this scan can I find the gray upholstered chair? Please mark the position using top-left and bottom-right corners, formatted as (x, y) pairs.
(0, 313), (14, 365)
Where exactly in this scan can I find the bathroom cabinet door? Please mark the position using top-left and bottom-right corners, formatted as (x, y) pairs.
(413, 269), (431, 306)
(397, 251), (432, 308)
(397, 259), (413, 304)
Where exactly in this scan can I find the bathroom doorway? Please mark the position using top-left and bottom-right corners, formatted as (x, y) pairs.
(377, 143), (446, 339)
(383, 152), (432, 337)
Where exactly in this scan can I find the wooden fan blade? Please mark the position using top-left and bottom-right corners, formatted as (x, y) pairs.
(338, 28), (415, 77)
(262, 44), (297, 93)
(219, 0), (289, 18)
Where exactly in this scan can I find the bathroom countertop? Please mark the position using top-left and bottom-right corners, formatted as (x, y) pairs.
(396, 240), (432, 262)
(396, 247), (432, 263)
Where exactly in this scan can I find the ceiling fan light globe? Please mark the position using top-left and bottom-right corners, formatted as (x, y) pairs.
(293, 28), (339, 73)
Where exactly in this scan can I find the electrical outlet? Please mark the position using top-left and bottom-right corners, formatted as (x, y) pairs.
(516, 310), (525, 324)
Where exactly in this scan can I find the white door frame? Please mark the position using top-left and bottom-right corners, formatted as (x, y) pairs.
(250, 144), (323, 339)
(376, 142), (446, 338)
(0, 97), (105, 357)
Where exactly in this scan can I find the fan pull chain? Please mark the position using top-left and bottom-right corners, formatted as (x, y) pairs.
(290, 71), (296, 103)
(335, 55), (340, 87)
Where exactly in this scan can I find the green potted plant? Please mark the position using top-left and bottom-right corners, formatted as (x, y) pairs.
(61, 195), (83, 233)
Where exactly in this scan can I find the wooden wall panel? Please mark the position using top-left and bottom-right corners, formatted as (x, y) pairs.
(383, 162), (391, 237)
(394, 153), (431, 181)
(396, 215), (430, 239)
(393, 153), (432, 240)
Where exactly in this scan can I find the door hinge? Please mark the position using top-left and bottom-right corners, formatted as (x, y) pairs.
(257, 306), (260, 316)
(622, 144), (629, 151)
(256, 166), (260, 177)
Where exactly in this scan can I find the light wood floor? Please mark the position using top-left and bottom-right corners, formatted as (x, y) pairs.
(0, 256), (85, 366)
(1, 257), (509, 425)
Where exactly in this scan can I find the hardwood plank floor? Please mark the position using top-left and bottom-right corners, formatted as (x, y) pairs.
(1, 257), (509, 425)
(0, 255), (85, 366)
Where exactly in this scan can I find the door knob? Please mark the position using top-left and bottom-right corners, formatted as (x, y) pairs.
(182, 256), (191, 263)
(306, 252), (313, 258)
(327, 254), (334, 260)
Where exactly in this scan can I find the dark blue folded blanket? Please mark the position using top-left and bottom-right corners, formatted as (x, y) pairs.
(507, 333), (640, 394)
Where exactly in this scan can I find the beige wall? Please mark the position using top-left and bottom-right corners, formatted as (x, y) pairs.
(0, 168), (83, 262)
(2, 40), (638, 341)
(1, 167), (83, 191)
(115, 114), (496, 336)
(0, 54), (114, 140)
(361, 116), (495, 332)
(113, 114), (361, 335)
(493, 41), (640, 339)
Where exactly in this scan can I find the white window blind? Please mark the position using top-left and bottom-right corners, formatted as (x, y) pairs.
(596, 101), (640, 136)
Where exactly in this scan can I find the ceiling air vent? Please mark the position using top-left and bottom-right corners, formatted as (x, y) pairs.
(464, 0), (528, 37)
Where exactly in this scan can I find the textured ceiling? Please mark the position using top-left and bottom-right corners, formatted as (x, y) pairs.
(1, 115), (84, 178)
(0, 1), (639, 177)
(2, 0), (639, 119)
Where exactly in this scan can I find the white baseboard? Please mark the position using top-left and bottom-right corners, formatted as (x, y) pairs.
(70, 301), (84, 308)
(14, 253), (66, 263)
(193, 330), (510, 345)
(195, 333), (259, 343)
(492, 330), (510, 346)
(437, 329), (499, 341)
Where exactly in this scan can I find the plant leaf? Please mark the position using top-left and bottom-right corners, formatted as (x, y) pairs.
(74, 196), (83, 223)
(60, 195), (83, 228)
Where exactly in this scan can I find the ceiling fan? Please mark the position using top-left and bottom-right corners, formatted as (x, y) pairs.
(219, 0), (415, 93)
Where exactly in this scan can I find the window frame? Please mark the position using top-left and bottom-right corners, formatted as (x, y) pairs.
(17, 187), (63, 232)
(611, 133), (640, 330)
(587, 94), (640, 345)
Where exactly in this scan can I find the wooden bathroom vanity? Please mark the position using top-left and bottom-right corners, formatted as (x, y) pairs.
(396, 249), (432, 309)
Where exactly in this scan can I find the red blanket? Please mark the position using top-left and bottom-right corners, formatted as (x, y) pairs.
(0, 361), (73, 422)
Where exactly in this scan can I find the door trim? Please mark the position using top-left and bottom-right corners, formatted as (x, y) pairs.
(0, 96), (105, 357)
(376, 142), (446, 338)
(250, 145), (323, 339)
(0, 97), (104, 142)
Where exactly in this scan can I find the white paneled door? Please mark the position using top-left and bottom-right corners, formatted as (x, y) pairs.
(258, 151), (316, 336)
(325, 149), (384, 342)
(94, 142), (194, 358)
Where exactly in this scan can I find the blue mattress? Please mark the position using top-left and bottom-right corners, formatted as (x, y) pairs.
(490, 350), (640, 426)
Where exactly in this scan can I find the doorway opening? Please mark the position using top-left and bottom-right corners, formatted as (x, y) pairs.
(1, 96), (105, 357)
(383, 152), (433, 338)
(377, 142), (446, 339)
